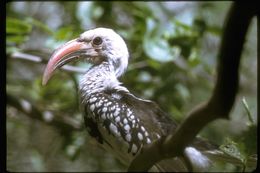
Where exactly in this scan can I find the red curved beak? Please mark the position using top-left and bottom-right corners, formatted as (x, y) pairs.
(42, 39), (89, 85)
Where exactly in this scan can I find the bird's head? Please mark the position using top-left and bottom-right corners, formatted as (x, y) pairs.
(42, 28), (129, 85)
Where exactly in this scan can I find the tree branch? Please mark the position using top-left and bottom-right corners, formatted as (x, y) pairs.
(10, 51), (86, 74)
(128, 2), (257, 171)
(7, 93), (83, 132)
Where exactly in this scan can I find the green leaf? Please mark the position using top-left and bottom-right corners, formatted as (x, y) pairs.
(45, 26), (82, 48)
(146, 59), (161, 70)
(240, 124), (257, 156)
(54, 26), (73, 41)
(6, 46), (21, 55)
(6, 17), (32, 34)
(6, 35), (29, 45)
(188, 49), (201, 67)
(53, 26), (81, 41)
(65, 133), (85, 160)
(170, 105), (184, 122)
(26, 17), (54, 35)
(143, 18), (176, 62)
(207, 25), (222, 36)
(220, 138), (245, 162)
(92, 5), (104, 20)
(193, 18), (207, 35)
(175, 83), (190, 101)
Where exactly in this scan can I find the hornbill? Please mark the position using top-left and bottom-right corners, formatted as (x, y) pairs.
(42, 28), (242, 172)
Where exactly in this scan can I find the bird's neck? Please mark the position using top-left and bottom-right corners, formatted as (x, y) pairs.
(79, 61), (128, 98)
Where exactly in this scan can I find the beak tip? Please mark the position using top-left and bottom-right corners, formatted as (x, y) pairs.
(42, 79), (47, 86)
(42, 70), (51, 86)
(42, 77), (48, 86)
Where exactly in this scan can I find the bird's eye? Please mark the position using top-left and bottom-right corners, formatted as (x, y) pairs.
(93, 37), (103, 45)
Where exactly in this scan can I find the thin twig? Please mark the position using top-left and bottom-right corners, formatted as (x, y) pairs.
(242, 97), (254, 124)
(12, 52), (42, 62)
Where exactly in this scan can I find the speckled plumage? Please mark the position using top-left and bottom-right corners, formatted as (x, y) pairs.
(79, 62), (165, 164)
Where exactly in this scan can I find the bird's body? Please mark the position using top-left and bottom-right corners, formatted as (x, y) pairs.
(79, 61), (171, 164)
(42, 28), (241, 172)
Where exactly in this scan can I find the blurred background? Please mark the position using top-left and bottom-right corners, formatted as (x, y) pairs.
(6, 2), (257, 172)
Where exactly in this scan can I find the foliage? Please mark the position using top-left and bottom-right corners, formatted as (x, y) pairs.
(6, 2), (256, 172)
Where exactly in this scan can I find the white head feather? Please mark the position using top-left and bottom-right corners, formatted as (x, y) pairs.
(80, 28), (129, 77)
